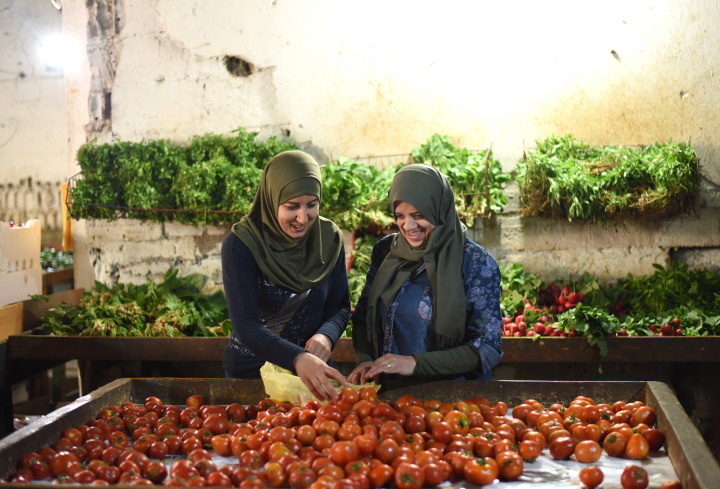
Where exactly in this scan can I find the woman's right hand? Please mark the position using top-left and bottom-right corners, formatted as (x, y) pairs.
(348, 362), (376, 385)
(294, 352), (348, 402)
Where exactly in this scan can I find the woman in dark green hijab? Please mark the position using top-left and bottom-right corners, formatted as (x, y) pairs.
(349, 164), (503, 383)
(222, 151), (350, 401)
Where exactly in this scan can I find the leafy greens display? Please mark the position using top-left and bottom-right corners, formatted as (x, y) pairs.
(517, 134), (699, 222)
(70, 129), (298, 225)
(39, 269), (231, 337)
(69, 131), (511, 230)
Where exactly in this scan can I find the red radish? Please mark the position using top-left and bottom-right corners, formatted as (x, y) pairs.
(562, 286), (570, 297)
(539, 315), (548, 323)
(569, 330), (578, 337)
(558, 295), (567, 306)
(503, 317), (512, 324)
(515, 315), (525, 325)
(517, 322), (527, 333)
(675, 329), (683, 336)
(559, 332), (567, 337)
(617, 329), (628, 336)
(513, 332), (521, 337)
(550, 329), (561, 337)
(672, 317), (681, 327)
(648, 325), (658, 333)
(566, 302), (576, 309)
(660, 324), (674, 336)
(526, 331), (536, 337)
(544, 325), (554, 336)
(534, 324), (546, 335)
(567, 292), (577, 303)
(576, 292), (585, 302)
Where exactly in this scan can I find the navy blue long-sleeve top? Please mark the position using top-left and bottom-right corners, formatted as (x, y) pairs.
(221, 232), (351, 378)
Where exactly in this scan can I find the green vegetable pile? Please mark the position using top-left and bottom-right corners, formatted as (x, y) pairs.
(499, 262), (720, 355)
(39, 270), (231, 337)
(321, 158), (396, 231)
(70, 130), (511, 230)
(413, 135), (511, 227)
(40, 248), (74, 272)
(70, 128), (297, 225)
(517, 134), (699, 222)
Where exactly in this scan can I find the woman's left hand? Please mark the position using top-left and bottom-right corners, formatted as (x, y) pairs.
(305, 334), (332, 362)
(365, 354), (417, 378)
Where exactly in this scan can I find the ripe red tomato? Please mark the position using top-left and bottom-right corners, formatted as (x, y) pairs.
(517, 440), (542, 462)
(49, 451), (80, 477)
(496, 452), (523, 481)
(579, 466), (604, 488)
(641, 429), (665, 451)
(203, 414), (230, 435)
(575, 440), (602, 463)
(394, 463), (424, 489)
(463, 457), (499, 486)
(330, 441), (359, 466)
(374, 439), (400, 464)
(368, 464), (394, 489)
(626, 434), (650, 460)
(549, 436), (575, 460)
(95, 464), (120, 484)
(660, 481), (682, 489)
(144, 460), (167, 484)
(207, 471), (232, 488)
(29, 462), (51, 480)
(186, 395), (205, 410)
(288, 466), (316, 489)
(621, 465), (649, 489)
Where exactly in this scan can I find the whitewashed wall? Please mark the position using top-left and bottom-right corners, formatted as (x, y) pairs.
(0, 0), (68, 185)
(61, 0), (720, 289)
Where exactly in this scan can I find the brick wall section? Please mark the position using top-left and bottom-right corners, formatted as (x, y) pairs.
(85, 196), (720, 290)
(86, 220), (231, 294)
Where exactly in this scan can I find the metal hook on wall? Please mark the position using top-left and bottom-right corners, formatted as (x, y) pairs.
(51, 0), (62, 10)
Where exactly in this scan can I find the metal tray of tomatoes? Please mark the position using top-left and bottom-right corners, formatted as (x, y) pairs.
(0, 379), (717, 488)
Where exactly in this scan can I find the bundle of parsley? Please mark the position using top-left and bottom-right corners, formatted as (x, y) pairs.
(518, 134), (699, 222)
(39, 270), (231, 337)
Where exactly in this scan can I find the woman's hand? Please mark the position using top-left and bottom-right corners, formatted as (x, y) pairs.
(348, 362), (375, 385)
(305, 334), (332, 362)
(365, 354), (417, 379)
(294, 352), (348, 402)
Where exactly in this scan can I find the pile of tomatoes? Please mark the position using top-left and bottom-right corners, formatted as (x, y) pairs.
(9, 390), (682, 489)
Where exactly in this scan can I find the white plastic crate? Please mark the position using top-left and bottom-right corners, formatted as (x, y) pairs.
(0, 219), (42, 307)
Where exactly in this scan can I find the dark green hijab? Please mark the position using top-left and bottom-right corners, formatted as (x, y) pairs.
(232, 151), (343, 293)
(367, 164), (467, 352)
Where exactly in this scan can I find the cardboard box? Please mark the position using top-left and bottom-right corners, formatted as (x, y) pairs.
(0, 220), (41, 308)
(0, 302), (23, 341)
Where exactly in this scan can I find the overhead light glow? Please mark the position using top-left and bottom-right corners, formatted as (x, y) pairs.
(40, 34), (79, 72)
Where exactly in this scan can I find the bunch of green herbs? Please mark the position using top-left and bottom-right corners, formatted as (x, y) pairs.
(413, 134), (511, 227)
(40, 248), (74, 271)
(38, 269), (231, 337)
(517, 134), (698, 222)
(71, 128), (297, 225)
(320, 158), (396, 231)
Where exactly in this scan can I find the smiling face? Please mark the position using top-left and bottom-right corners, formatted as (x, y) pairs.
(277, 194), (319, 238)
(394, 201), (436, 247)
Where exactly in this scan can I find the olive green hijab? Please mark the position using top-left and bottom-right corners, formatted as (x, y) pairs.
(367, 164), (467, 352)
(232, 151), (343, 293)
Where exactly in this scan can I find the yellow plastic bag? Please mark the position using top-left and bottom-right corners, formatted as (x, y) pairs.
(260, 362), (380, 406)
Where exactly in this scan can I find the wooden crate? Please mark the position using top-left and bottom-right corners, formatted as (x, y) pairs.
(0, 379), (717, 488)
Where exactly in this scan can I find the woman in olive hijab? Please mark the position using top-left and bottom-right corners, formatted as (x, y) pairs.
(222, 151), (350, 401)
(349, 164), (503, 383)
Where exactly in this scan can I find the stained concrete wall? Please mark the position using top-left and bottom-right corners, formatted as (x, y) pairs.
(0, 0), (68, 185)
(62, 0), (720, 289)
